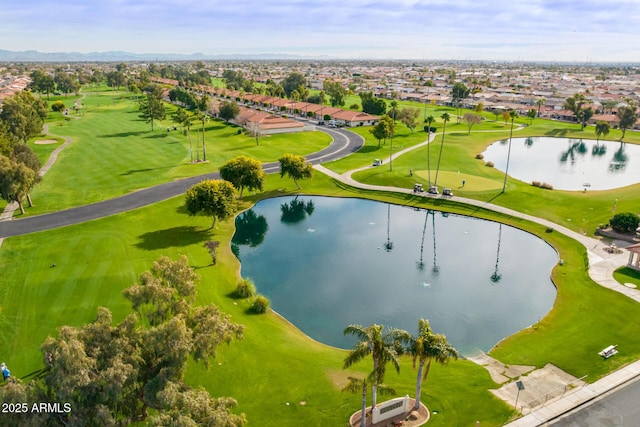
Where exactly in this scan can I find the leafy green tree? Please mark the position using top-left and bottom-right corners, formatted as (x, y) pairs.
(474, 102), (484, 117)
(279, 153), (313, 189)
(343, 324), (409, 410)
(563, 93), (593, 129)
(451, 82), (470, 123)
(462, 112), (481, 134)
(398, 107), (420, 133)
(219, 100), (240, 123)
(610, 212), (640, 233)
(51, 100), (66, 112)
(106, 70), (126, 90)
(388, 100), (399, 123)
(306, 91), (326, 105)
(185, 179), (237, 228)
(281, 72), (307, 97)
(360, 91), (387, 115)
(0, 155), (37, 214)
(323, 79), (346, 107)
(595, 120), (610, 145)
(219, 155), (265, 199)
(408, 319), (459, 410)
(433, 112), (450, 187)
(617, 102), (637, 140)
(54, 73), (80, 96)
(0, 91), (48, 144)
(527, 108), (537, 124)
(139, 85), (166, 131)
(0, 256), (246, 426)
(29, 70), (55, 100)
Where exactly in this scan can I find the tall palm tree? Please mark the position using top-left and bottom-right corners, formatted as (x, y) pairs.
(595, 120), (610, 147)
(501, 110), (519, 193)
(343, 324), (410, 410)
(536, 97), (546, 117)
(183, 113), (194, 163)
(433, 112), (450, 188)
(197, 111), (209, 162)
(408, 319), (459, 411)
(425, 115), (435, 187)
(342, 377), (395, 427)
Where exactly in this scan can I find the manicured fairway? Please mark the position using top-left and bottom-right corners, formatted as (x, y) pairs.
(21, 91), (331, 216)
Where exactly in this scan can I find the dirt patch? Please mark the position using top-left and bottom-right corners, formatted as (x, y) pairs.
(34, 139), (59, 145)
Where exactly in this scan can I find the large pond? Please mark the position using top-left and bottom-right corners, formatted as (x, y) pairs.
(232, 196), (557, 355)
(482, 137), (640, 191)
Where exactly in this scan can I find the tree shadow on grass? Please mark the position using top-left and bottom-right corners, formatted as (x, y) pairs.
(546, 128), (570, 137)
(100, 130), (148, 138)
(143, 133), (169, 139)
(136, 226), (212, 250)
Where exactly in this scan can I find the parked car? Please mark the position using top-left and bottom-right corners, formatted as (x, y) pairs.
(373, 159), (383, 166)
(413, 183), (425, 193)
(442, 188), (453, 196)
(427, 186), (439, 195)
(318, 121), (325, 125)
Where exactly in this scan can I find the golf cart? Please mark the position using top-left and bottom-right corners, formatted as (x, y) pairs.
(413, 183), (425, 193)
(442, 188), (453, 196)
(373, 159), (383, 166)
(427, 186), (439, 195)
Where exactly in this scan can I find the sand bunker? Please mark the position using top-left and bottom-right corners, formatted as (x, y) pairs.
(34, 139), (58, 145)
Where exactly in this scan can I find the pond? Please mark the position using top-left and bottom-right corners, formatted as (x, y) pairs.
(232, 196), (557, 355)
(482, 137), (640, 191)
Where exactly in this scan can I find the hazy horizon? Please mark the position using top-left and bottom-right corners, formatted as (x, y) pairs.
(4, 0), (640, 63)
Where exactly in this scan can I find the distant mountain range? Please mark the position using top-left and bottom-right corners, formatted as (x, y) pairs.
(0, 49), (320, 62)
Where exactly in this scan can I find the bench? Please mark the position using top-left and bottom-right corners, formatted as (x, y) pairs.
(599, 345), (618, 358)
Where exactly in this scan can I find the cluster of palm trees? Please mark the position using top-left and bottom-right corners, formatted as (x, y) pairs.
(342, 319), (458, 426)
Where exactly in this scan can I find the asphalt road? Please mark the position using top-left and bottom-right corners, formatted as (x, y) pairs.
(549, 376), (640, 426)
(0, 127), (363, 239)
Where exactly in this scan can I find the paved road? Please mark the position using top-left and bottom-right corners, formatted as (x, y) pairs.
(549, 376), (640, 426)
(0, 127), (363, 238)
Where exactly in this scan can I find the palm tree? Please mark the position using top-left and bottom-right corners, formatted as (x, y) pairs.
(408, 319), (459, 411)
(425, 115), (435, 187)
(197, 111), (209, 162)
(343, 324), (409, 410)
(342, 377), (395, 427)
(433, 113), (450, 188)
(501, 110), (519, 193)
(184, 112), (194, 163)
(536, 97), (546, 117)
(595, 120), (610, 148)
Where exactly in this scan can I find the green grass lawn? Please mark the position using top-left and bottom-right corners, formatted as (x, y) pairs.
(0, 173), (514, 426)
(614, 267), (640, 288)
(346, 120), (640, 237)
(19, 91), (331, 216)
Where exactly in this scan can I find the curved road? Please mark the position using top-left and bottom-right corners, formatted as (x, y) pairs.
(0, 127), (363, 239)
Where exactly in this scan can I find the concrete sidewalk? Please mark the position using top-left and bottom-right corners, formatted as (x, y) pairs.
(313, 163), (640, 426)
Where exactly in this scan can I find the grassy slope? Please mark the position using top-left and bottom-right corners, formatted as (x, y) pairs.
(21, 91), (331, 216)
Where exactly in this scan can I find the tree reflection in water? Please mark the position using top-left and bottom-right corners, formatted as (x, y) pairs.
(280, 197), (315, 224)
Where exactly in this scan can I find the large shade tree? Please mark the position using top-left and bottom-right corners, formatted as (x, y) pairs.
(343, 324), (409, 410)
(185, 179), (237, 228)
(0, 91), (48, 144)
(408, 319), (459, 410)
(219, 155), (265, 199)
(279, 153), (313, 189)
(0, 256), (245, 426)
(138, 85), (166, 131)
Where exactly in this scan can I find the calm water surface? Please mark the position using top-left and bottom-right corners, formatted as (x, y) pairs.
(482, 137), (640, 191)
(232, 196), (557, 354)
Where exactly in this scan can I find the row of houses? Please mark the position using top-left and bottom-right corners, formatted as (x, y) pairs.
(0, 75), (30, 103)
(152, 77), (379, 135)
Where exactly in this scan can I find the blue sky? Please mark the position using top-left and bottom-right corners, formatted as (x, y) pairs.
(4, 0), (640, 61)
